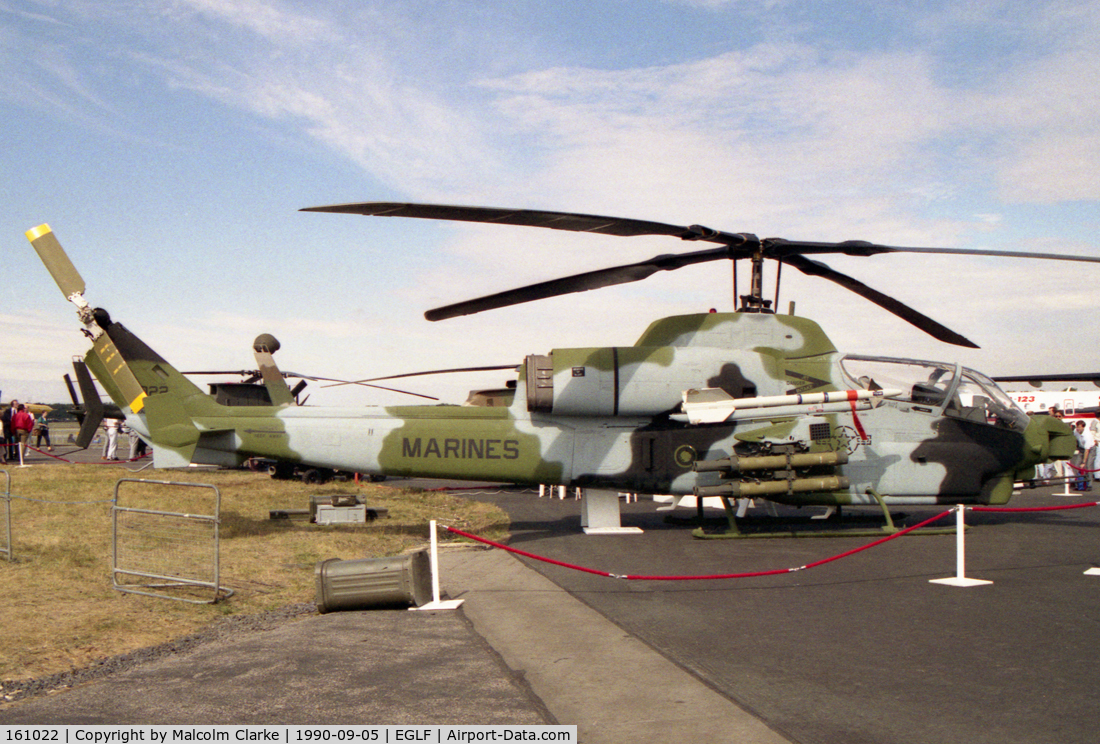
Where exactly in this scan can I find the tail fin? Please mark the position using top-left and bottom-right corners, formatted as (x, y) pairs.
(68, 360), (110, 449)
(95, 318), (229, 466)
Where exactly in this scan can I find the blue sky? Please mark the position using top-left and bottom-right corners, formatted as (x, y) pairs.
(2, 0), (1098, 406)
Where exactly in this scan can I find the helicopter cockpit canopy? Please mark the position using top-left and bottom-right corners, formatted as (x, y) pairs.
(840, 355), (1029, 431)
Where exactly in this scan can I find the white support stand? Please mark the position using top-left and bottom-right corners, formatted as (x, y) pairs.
(930, 507), (992, 587)
(653, 495), (676, 512)
(654, 494), (727, 512)
(580, 488), (643, 535)
(410, 520), (464, 611)
(538, 484), (567, 499)
(1060, 475), (1074, 497)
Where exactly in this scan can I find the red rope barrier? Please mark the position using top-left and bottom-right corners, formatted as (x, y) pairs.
(799, 510), (955, 571)
(973, 501), (1100, 513)
(443, 526), (620, 578)
(21, 446), (152, 465)
(446, 508), (956, 581)
(446, 499), (1100, 581)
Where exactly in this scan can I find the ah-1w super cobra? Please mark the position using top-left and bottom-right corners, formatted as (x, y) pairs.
(25, 205), (1094, 533)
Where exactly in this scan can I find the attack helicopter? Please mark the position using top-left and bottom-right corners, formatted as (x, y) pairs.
(25, 205), (1096, 534)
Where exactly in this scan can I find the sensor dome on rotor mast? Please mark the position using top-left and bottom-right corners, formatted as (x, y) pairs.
(254, 334), (281, 354)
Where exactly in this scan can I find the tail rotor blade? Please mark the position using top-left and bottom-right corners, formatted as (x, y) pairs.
(26, 224), (86, 301)
(27, 224), (144, 414)
(91, 333), (147, 414)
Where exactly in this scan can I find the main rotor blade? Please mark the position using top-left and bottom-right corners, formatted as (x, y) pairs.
(331, 382), (439, 400)
(27, 224), (86, 300)
(766, 238), (1100, 264)
(307, 203), (1100, 264)
(302, 202), (744, 244)
(182, 369), (266, 377)
(303, 201), (1100, 334)
(182, 369), (344, 381)
(182, 369), (439, 400)
(266, 372), (438, 400)
(427, 246), (738, 320)
(321, 364), (519, 389)
(993, 373), (1100, 387)
(782, 254), (979, 348)
(299, 376), (440, 400)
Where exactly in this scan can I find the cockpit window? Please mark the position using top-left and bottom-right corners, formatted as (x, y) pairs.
(840, 357), (957, 406)
(840, 356), (1027, 430)
(950, 369), (1030, 430)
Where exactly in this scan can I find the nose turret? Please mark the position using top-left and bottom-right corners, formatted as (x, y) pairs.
(1019, 414), (1076, 473)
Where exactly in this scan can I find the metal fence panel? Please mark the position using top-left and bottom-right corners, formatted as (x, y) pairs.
(112, 478), (232, 603)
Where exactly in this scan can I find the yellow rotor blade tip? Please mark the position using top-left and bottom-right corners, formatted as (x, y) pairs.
(26, 224), (53, 241)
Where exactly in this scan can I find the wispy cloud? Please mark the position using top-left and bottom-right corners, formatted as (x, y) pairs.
(170, 0), (336, 45)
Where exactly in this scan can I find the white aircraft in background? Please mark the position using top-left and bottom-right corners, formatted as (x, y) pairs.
(994, 373), (1100, 419)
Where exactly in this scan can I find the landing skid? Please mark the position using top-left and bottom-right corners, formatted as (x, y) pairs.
(691, 491), (957, 540)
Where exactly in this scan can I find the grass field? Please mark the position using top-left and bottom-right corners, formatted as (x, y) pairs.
(0, 464), (509, 681)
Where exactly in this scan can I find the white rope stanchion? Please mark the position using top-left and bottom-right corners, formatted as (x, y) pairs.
(410, 520), (464, 611)
(1060, 474), (1074, 497)
(930, 506), (992, 587)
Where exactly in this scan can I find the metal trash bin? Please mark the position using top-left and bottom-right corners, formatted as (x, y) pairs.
(315, 551), (432, 612)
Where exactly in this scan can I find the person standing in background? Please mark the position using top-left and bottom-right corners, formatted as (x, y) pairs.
(102, 418), (120, 461)
(1, 400), (18, 463)
(11, 404), (34, 463)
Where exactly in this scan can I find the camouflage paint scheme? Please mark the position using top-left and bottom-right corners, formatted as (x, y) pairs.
(96, 309), (1074, 508)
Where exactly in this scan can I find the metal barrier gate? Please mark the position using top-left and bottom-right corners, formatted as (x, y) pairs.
(1, 470), (11, 562)
(112, 478), (233, 603)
